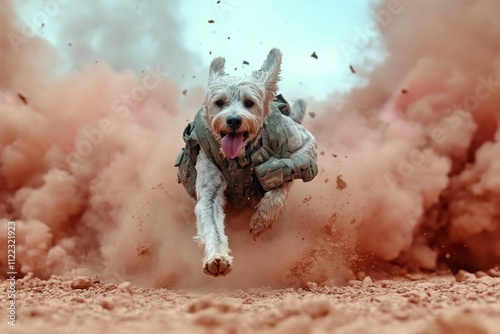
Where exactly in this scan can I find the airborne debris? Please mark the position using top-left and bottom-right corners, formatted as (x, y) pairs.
(182, 89), (187, 96)
(349, 65), (356, 73)
(401, 88), (409, 94)
(309, 112), (316, 118)
(311, 52), (318, 59)
(336, 175), (347, 190)
(243, 60), (249, 65)
(17, 93), (27, 105)
(208, 20), (215, 23)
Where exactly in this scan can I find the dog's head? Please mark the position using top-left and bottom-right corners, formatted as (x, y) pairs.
(201, 48), (282, 159)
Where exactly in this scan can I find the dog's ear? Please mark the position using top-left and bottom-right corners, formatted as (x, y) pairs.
(209, 57), (226, 82)
(253, 48), (282, 99)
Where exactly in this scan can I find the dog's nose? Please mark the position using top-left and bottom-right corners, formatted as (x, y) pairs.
(226, 116), (242, 130)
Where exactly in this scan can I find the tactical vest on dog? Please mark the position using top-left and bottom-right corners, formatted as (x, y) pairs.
(175, 95), (317, 203)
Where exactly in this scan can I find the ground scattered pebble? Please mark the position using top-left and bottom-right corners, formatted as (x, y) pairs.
(2, 273), (499, 333)
(70, 276), (93, 290)
(100, 298), (115, 310)
(455, 270), (476, 282)
(117, 282), (134, 295)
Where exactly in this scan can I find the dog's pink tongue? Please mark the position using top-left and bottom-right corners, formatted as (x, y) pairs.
(221, 132), (245, 159)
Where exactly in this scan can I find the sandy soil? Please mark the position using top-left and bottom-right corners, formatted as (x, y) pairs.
(2, 271), (500, 334)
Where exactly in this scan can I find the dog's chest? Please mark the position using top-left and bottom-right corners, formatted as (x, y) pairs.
(217, 154), (266, 206)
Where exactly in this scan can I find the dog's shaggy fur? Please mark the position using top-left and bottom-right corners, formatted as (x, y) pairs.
(193, 48), (317, 277)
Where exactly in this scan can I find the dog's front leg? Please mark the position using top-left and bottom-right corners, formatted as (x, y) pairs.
(194, 150), (233, 277)
(250, 181), (291, 239)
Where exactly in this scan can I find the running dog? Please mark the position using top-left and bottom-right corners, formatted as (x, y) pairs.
(175, 48), (318, 277)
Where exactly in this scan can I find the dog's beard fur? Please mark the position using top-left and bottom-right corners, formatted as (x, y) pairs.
(201, 48), (282, 159)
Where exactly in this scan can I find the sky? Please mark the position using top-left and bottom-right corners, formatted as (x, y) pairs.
(177, 0), (377, 98)
(12, 0), (377, 100)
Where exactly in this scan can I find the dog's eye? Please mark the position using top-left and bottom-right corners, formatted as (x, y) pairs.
(215, 100), (224, 108)
(244, 100), (254, 108)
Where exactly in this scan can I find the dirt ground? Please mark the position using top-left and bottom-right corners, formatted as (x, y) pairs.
(2, 270), (500, 334)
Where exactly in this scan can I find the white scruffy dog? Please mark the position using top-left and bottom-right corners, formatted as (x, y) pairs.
(176, 48), (318, 277)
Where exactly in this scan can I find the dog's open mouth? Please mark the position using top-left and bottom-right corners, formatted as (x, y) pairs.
(220, 131), (249, 159)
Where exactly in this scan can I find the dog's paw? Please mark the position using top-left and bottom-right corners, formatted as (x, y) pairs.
(249, 213), (275, 240)
(203, 256), (233, 277)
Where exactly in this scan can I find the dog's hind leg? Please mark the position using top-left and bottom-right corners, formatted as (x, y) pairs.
(250, 181), (292, 239)
(290, 99), (306, 124)
(194, 150), (233, 277)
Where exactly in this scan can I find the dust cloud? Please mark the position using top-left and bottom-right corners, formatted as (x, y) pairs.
(0, 0), (499, 290)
